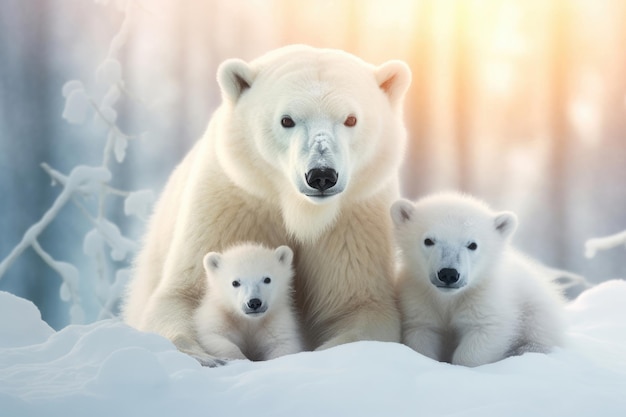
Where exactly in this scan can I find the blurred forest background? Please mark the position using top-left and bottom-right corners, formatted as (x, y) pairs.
(1, 0), (625, 328)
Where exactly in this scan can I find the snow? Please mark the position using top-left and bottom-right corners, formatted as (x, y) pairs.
(94, 218), (137, 262)
(124, 189), (155, 220)
(2, 281), (626, 417)
(113, 130), (127, 162)
(62, 88), (92, 125)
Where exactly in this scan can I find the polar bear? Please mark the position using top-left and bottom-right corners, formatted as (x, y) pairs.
(391, 192), (566, 367)
(193, 243), (302, 361)
(122, 45), (411, 366)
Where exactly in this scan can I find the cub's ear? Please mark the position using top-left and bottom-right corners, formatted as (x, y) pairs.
(217, 58), (255, 103)
(375, 60), (412, 108)
(203, 252), (222, 273)
(275, 245), (293, 266)
(494, 211), (518, 239)
(390, 199), (416, 227)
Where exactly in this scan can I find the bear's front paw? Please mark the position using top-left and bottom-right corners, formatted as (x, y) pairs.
(189, 352), (229, 367)
(172, 336), (228, 367)
(315, 333), (360, 351)
(452, 346), (502, 367)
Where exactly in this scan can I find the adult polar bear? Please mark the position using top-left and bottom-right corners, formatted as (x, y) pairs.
(122, 45), (412, 365)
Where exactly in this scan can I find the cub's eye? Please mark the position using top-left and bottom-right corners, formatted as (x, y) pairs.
(263, 277), (271, 284)
(424, 238), (435, 247)
(281, 116), (295, 128)
(467, 242), (478, 251)
(232, 280), (240, 288)
(344, 115), (357, 127)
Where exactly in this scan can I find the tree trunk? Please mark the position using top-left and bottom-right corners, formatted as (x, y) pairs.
(452, 1), (473, 193)
(547, 0), (571, 267)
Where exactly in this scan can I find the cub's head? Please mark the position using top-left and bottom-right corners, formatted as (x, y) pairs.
(214, 45), (411, 241)
(391, 192), (518, 293)
(203, 243), (294, 317)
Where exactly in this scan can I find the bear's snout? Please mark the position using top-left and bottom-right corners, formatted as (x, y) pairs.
(437, 268), (460, 285)
(244, 297), (268, 315)
(305, 168), (338, 192)
(247, 298), (263, 310)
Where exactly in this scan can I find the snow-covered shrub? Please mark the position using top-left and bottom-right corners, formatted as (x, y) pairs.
(0, 0), (152, 323)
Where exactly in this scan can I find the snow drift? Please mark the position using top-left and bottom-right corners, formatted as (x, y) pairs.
(1, 281), (626, 417)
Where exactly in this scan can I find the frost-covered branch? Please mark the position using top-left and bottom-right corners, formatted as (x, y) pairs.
(0, 174), (73, 278)
(31, 239), (84, 323)
(585, 230), (626, 259)
(0, 166), (109, 277)
(41, 162), (132, 198)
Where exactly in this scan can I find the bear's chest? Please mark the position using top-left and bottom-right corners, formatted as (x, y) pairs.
(432, 326), (459, 363)
(230, 320), (270, 361)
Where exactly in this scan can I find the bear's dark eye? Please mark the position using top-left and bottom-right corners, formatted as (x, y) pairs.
(467, 242), (478, 251)
(424, 238), (435, 247)
(263, 277), (271, 284)
(344, 115), (357, 127)
(232, 280), (240, 288)
(281, 116), (295, 128)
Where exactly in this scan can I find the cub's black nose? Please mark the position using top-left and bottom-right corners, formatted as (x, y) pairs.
(305, 168), (338, 192)
(247, 298), (262, 310)
(438, 268), (460, 285)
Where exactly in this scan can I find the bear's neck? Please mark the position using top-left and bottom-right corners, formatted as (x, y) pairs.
(280, 194), (341, 243)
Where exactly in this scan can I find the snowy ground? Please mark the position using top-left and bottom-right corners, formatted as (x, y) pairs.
(1, 281), (626, 417)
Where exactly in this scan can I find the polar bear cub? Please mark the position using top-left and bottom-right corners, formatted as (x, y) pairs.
(194, 243), (302, 361)
(391, 192), (566, 367)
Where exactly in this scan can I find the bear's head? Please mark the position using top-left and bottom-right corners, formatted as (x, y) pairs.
(203, 243), (294, 318)
(214, 45), (411, 241)
(390, 192), (518, 293)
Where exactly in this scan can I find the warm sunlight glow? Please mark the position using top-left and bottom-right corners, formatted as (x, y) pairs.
(569, 99), (601, 146)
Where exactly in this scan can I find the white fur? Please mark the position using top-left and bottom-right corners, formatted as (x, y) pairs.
(391, 192), (566, 367)
(122, 45), (412, 365)
(193, 243), (301, 361)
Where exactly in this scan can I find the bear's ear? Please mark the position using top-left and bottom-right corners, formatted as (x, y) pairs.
(375, 60), (412, 108)
(390, 199), (416, 227)
(274, 245), (293, 266)
(203, 252), (222, 273)
(494, 211), (518, 239)
(217, 58), (255, 103)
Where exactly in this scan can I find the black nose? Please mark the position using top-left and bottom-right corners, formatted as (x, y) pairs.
(247, 298), (262, 310)
(437, 268), (460, 285)
(305, 168), (338, 192)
